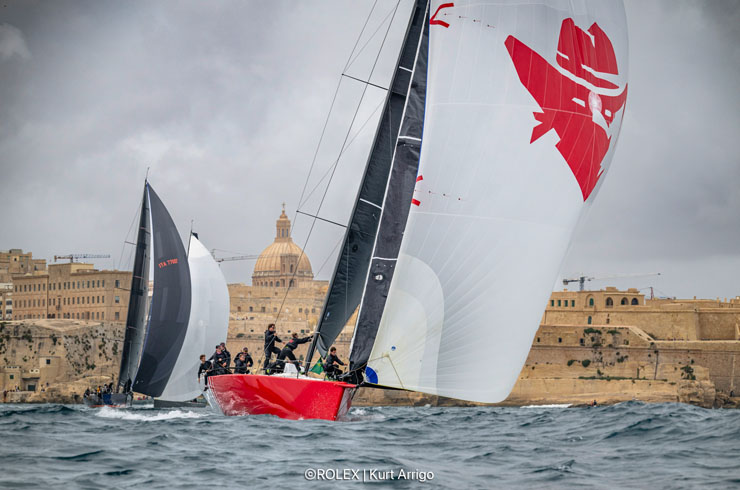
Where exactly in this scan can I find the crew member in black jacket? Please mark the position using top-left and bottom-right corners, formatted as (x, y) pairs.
(197, 354), (213, 389)
(324, 346), (345, 379)
(234, 353), (250, 374)
(238, 347), (253, 373)
(263, 323), (282, 371)
(276, 332), (315, 373)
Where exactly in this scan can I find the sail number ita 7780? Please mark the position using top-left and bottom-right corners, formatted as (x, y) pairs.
(158, 258), (179, 269)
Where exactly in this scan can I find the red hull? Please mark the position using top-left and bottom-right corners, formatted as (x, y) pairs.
(207, 374), (356, 421)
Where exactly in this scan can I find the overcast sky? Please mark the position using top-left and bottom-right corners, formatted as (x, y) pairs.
(1, 1), (738, 300)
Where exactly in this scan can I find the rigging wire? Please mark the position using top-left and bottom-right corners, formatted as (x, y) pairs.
(272, 0), (404, 331)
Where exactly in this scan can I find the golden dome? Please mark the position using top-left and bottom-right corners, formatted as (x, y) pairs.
(252, 206), (313, 286)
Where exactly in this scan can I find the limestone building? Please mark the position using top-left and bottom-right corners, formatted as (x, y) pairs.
(0, 283), (12, 320)
(541, 287), (740, 341)
(228, 207), (331, 340)
(0, 249), (46, 283)
(11, 262), (131, 322)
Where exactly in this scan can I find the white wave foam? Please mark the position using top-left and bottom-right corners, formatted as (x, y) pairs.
(521, 404), (572, 409)
(95, 407), (206, 421)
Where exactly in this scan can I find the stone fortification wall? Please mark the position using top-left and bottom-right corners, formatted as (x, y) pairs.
(0, 320), (122, 402)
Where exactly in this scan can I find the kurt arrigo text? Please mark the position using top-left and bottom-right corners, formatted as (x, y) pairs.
(304, 468), (434, 482)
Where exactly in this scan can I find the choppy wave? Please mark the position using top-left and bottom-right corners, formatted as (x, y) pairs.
(1, 402), (739, 489)
(94, 407), (206, 421)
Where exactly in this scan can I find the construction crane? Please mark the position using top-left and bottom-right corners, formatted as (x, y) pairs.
(562, 272), (661, 291)
(54, 254), (111, 263)
(211, 250), (260, 263)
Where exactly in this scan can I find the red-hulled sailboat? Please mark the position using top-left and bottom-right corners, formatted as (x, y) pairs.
(208, 0), (629, 420)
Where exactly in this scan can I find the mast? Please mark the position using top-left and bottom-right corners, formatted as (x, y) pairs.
(118, 183), (152, 392)
(304, 0), (430, 371)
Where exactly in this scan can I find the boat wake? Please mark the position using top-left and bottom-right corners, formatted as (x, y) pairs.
(95, 407), (206, 422)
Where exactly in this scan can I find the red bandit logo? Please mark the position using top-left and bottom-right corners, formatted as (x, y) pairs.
(505, 19), (628, 201)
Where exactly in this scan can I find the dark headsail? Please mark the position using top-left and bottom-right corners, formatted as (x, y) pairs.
(304, 0), (430, 369)
(349, 5), (429, 375)
(118, 184), (151, 392)
(132, 185), (192, 397)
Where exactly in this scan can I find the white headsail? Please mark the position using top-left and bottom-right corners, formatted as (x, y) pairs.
(158, 234), (229, 401)
(365, 0), (629, 402)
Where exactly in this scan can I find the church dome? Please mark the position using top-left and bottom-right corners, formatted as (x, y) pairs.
(252, 206), (313, 287)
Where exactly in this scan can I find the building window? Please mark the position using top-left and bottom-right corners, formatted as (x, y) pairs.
(299, 308), (303, 313)
(249, 306), (253, 312)
(261, 307), (266, 313)
(102, 280), (105, 288)
(270, 282), (273, 287)
(571, 300), (575, 307)
(289, 280), (294, 287)
(632, 298), (639, 305)
(580, 338), (585, 345)
(102, 312), (104, 320)
(587, 316), (592, 325)
(550, 300), (554, 307)
(589, 298), (594, 306)
(606, 297), (613, 308)
(115, 280), (120, 288)
(273, 307), (277, 312)
(115, 312), (120, 320)
(536, 337), (540, 343)
(46, 359), (51, 365)
(115, 296), (120, 304)
(558, 338), (562, 343)
(621, 297), (628, 305)
(557, 300), (561, 306)
(311, 308), (315, 313)
(290, 265), (294, 273)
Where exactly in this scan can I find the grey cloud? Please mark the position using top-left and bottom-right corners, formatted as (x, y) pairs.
(0, 23), (29, 60)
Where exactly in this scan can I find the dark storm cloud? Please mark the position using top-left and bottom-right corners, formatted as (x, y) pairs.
(1, 1), (737, 299)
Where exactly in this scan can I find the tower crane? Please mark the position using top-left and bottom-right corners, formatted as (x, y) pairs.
(54, 254), (111, 263)
(210, 249), (260, 263)
(562, 272), (661, 291)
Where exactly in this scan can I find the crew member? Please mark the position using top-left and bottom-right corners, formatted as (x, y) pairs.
(198, 354), (213, 389)
(276, 332), (315, 373)
(240, 347), (253, 373)
(324, 346), (345, 379)
(234, 353), (250, 374)
(209, 345), (229, 367)
(219, 342), (232, 367)
(263, 323), (282, 371)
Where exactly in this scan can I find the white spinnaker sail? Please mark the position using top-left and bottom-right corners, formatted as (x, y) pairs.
(366, 0), (628, 402)
(158, 235), (229, 401)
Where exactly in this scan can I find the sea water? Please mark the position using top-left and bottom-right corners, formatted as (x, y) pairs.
(1, 402), (738, 489)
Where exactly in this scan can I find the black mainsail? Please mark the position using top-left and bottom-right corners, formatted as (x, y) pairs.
(118, 184), (151, 392)
(349, 5), (429, 375)
(304, 0), (430, 370)
(132, 185), (192, 397)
